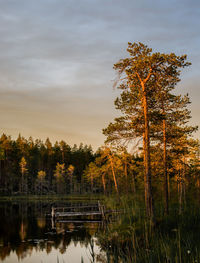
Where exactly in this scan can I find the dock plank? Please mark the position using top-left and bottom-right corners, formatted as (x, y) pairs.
(55, 211), (102, 217)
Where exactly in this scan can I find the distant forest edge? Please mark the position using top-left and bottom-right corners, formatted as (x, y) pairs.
(0, 134), (96, 195)
(0, 133), (145, 196)
(0, 131), (199, 203)
(0, 133), (143, 196)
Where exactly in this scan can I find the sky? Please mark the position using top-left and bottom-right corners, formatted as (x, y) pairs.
(0, 0), (199, 150)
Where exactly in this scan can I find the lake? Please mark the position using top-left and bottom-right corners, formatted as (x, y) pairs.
(0, 201), (107, 263)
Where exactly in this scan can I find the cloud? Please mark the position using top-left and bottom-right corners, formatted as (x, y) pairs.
(0, 0), (199, 148)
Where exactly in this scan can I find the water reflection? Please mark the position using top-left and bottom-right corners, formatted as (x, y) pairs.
(0, 201), (104, 263)
(1, 200), (198, 262)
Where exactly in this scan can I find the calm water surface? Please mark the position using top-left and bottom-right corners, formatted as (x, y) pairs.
(0, 201), (106, 263)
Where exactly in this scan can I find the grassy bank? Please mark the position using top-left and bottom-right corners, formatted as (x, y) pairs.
(97, 195), (200, 262)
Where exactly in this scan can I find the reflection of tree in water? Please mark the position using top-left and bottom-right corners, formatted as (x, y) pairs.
(16, 243), (34, 261)
(37, 217), (46, 229)
(0, 245), (12, 261)
(0, 201), (102, 261)
(19, 221), (27, 241)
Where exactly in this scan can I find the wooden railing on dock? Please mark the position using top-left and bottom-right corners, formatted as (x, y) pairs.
(51, 202), (106, 222)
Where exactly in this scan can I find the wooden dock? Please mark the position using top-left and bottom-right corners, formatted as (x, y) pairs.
(51, 201), (106, 222)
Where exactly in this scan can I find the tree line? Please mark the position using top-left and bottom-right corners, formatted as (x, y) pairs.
(0, 134), (94, 195)
(0, 133), (143, 196)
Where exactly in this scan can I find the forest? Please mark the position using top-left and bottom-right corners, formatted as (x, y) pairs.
(0, 134), (95, 195)
(0, 132), (145, 196)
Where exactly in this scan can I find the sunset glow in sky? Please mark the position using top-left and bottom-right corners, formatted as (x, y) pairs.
(0, 0), (199, 149)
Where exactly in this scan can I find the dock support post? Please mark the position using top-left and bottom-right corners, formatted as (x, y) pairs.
(98, 201), (105, 221)
(51, 206), (55, 219)
(51, 206), (55, 229)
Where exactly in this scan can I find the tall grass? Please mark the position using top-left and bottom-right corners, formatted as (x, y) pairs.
(97, 195), (200, 262)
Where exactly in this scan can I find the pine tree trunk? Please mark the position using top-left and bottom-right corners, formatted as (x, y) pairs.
(91, 173), (93, 193)
(132, 173), (136, 194)
(109, 155), (119, 194)
(163, 119), (169, 214)
(179, 181), (183, 215)
(178, 164), (182, 215)
(182, 159), (186, 205)
(142, 83), (154, 220)
(22, 171), (24, 193)
(143, 133), (148, 213)
(70, 175), (73, 194)
(124, 158), (128, 192)
(62, 151), (64, 163)
(102, 173), (106, 194)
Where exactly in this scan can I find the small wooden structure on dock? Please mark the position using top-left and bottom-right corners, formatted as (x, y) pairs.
(51, 201), (106, 222)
